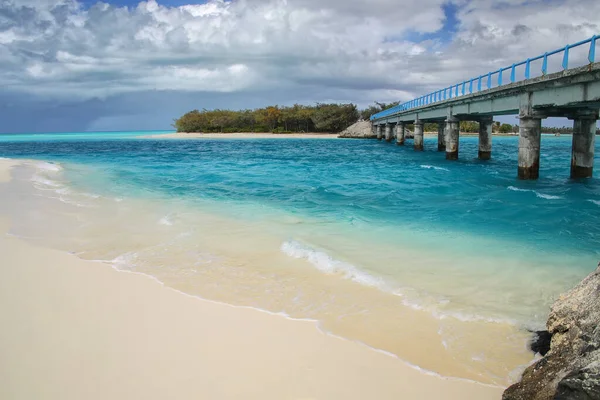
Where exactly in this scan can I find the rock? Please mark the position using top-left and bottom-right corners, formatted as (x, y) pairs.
(503, 263), (600, 400)
(338, 120), (376, 138)
(337, 120), (414, 139)
(530, 330), (552, 356)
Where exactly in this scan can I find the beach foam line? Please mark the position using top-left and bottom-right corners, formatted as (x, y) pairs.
(158, 215), (174, 226)
(394, 290), (522, 326)
(280, 240), (386, 289)
(25, 160), (101, 207)
(34, 160), (63, 173)
(507, 186), (562, 200)
(280, 240), (523, 328)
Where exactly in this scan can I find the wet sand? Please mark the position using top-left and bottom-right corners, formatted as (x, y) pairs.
(0, 159), (502, 400)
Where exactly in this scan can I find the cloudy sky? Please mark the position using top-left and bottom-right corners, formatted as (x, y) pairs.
(1, 0), (598, 132)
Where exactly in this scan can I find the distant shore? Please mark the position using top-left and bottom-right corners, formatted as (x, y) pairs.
(139, 131), (571, 140)
(141, 132), (340, 139)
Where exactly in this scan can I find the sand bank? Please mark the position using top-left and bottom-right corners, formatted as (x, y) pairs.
(0, 159), (501, 400)
(142, 132), (340, 139)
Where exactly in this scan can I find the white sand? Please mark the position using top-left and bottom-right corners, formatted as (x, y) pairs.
(141, 132), (340, 139)
(0, 159), (502, 400)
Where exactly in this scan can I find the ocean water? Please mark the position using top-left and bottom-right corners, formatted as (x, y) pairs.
(0, 132), (599, 385)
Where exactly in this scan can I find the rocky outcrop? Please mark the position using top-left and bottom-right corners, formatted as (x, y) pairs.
(503, 263), (600, 400)
(337, 120), (414, 139)
(338, 120), (376, 138)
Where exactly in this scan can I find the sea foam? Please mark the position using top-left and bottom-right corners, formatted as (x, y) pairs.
(420, 165), (449, 171)
(280, 240), (385, 289)
(159, 215), (174, 226)
(507, 186), (562, 200)
(29, 161), (97, 207)
(281, 240), (523, 326)
(35, 161), (63, 173)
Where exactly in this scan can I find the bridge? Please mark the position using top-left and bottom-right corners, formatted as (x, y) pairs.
(370, 35), (600, 180)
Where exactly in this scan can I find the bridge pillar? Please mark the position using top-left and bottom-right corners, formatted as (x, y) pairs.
(376, 124), (382, 141)
(517, 116), (542, 180)
(396, 122), (405, 146)
(414, 119), (424, 151)
(437, 123), (445, 152)
(478, 117), (493, 160)
(445, 116), (459, 160)
(385, 123), (393, 142)
(569, 111), (597, 179)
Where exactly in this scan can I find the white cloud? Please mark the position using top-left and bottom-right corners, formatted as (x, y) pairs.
(0, 0), (598, 131)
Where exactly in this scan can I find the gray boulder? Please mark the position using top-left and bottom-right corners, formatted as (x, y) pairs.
(503, 263), (600, 400)
(338, 120), (376, 138)
(338, 120), (413, 139)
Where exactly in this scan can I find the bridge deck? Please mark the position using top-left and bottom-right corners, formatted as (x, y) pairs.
(372, 63), (600, 124)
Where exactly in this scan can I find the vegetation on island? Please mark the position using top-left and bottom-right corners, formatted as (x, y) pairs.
(174, 101), (412, 133)
(174, 104), (360, 133)
(174, 102), (600, 134)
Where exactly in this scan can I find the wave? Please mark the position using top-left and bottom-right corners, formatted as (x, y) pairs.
(536, 193), (562, 200)
(420, 165), (449, 172)
(588, 199), (600, 206)
(31, 175), (62, 188)
(28, 161), (98, 207)
(34, 161), (63, 173)
(507, 186), (562, 200)
(280, 240), (386, 289)
(395, 291), (521, 326)
(31, 161), (64, 189)
(280, 241), (525, 327)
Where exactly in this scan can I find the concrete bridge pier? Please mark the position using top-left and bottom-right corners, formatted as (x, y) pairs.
(478, 117), (493, 160)
(569, 111), (598, 178)
(414, 119), (424, 151)
(437, 123), (445, 152)
(376, 124), (382, 141)
(385, 124), (393, 142)
(517, 116), (542, 180)
(445, 116), (459, 160)
(396, 122), (405, 145)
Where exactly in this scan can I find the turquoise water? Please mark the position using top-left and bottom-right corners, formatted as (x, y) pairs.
(2, 133), (598, 253)
(1, 132), (599, 381)
(0, 130), (172, 141)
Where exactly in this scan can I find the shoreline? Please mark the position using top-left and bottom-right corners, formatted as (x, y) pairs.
(0, 158), (503, 399)
(140, 132), (340, 139)
(147, 132), (525, 139)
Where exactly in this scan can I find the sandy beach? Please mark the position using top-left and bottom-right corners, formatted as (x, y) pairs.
(142, 132), (340, 139)
(143, 132), (521, 140)
(0, 158), (502, 399)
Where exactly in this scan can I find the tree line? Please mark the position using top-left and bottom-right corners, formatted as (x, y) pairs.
(174, 104), (360, 133)
(541, 126), (600, 135)
(174, 102), (600, 134)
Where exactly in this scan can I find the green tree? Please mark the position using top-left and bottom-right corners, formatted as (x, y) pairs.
(312, 103), (359, 132)
(499, 123), (513, 134)
(460, 121), (479, 133)
(173, 103), (359, 134)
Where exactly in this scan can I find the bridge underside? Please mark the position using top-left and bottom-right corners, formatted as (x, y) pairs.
(371, 63), (600, 180)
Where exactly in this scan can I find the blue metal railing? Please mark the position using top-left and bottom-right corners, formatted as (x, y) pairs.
(371, 34), (599, 121)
